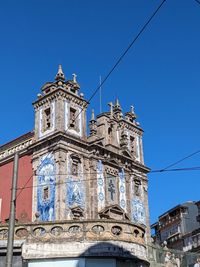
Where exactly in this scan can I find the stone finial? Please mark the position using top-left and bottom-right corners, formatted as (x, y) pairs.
(55, 65), (65, 81)
(91, 109), (95, 121)
(131, 105), (135, 114)
(113, 98), (123, 120)
(89, 109), (97, 136)
(108, 102), (113, 118)
(115, 98), (121, 108)
(72, 73), (77, 83)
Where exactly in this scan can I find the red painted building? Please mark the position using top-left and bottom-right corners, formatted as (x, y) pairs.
(0, 132), (34, 223)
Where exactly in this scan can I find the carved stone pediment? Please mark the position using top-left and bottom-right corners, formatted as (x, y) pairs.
(98, 204), (130, 221)
(96, 140), (104, 147)
(70, 206), (84, 220)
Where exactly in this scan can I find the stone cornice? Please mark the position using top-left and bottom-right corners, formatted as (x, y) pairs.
(33, 88), (88, 109)
(0, 132), (34, 164)
(29, 131), (89, 155)
(119, 119), (144, 135)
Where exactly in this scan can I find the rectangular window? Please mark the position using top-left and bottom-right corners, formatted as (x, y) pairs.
(72, 162), (78, 175)
(134, 179), (141, 196)
(43, 107), (51, 132)
(70, 108), (76, 128)
(130, 136), (134, 153)
(43, 187), (50, 200)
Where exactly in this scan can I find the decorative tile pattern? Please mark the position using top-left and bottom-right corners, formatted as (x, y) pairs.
(37, 154), (56, 221)
(131, 198), (146, 225)
(66, 153), (85, 209)
(97, 160), (105, 211)
(66, 178), (85, 208)
(119, 168), (127, 211)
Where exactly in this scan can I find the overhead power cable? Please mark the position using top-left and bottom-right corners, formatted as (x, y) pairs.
(14, 164), (200, 192)
(194, 0), (200, 5)
(15, 173), (34, 200)
(72, 0), (167, 124)
(150, 150), (200, 173)
(150, 166), (200, 173)
(87, 0), (167, 103)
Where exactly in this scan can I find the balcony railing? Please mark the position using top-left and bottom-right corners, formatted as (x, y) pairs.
(0, 219), (146, 245)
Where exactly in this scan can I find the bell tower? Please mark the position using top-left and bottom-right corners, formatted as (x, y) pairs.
(31, 66), (88, 222)
(33, 65), (88, 141)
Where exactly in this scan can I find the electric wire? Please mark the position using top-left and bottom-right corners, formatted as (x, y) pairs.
(14, 164), (200, 192)
(70, 0), (167, 127)
(150, 150), (200, 173)
(15, 173), (34, 200)
(194, 0), (200, 5)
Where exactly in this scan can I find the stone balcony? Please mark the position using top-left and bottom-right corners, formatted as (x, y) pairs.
(0, 219), (145, 244)
(0, 219), (148, 261)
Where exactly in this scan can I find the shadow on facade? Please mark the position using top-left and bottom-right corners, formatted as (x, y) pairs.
(74, 241), (149, 267)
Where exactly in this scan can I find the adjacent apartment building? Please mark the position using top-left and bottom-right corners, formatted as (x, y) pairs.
(151, 201), (200, 251)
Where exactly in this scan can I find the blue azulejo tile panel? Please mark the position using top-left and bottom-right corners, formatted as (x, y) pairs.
(131, 198), (146, 225)
(37, 153), (56, 221)
(66, 178), (85, 208)
(119, 168), (127, 211)
(97, 160), (105, 211)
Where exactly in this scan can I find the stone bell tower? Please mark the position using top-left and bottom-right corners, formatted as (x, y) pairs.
(34, 65), (87, 140)
(31, 65), (88, 221)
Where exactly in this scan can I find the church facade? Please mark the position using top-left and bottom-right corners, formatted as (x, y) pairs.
(0, 66), (150, 267)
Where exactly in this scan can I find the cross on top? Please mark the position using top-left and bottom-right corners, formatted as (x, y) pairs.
(108, 179), (115, 201)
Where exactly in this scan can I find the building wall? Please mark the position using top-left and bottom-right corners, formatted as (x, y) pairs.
(182, 203), (199, 234)
(0, 154), (33, 223)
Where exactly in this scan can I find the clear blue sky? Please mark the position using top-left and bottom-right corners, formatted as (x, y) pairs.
(0, 0), (200, 224)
